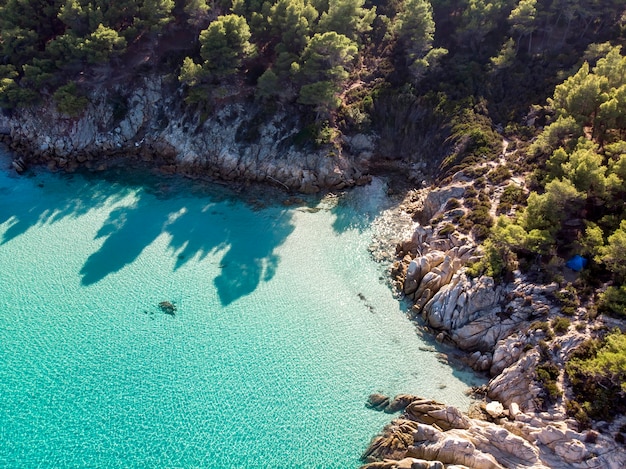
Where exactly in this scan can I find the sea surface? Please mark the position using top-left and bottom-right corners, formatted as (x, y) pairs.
(0, 150), (483, 468)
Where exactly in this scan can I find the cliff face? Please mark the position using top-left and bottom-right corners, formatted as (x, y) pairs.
(0, 76), (374, 193)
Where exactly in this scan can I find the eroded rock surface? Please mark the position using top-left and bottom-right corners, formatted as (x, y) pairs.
(362, 395), (626, 469)
(0, 76), (373, 192)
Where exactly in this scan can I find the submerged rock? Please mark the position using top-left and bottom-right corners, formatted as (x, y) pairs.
(367, 393), (391, 411)
(158, 301), (177, 315)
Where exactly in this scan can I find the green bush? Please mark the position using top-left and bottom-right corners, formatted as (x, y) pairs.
(566, 331), (626, 421)
(537, 361), (561, 402)
(552, 316), (571, 334)
(439, 223), (456, 236)
(498, 184), (525, 214)
(531, 321), (554, 340)
(445, 198), (461, 210)
(462, 165), (490, 178)
(598, 285), (626, 318)
(53, 82), (89, 116)
(430, 215), (443, 226)
(487, 165), (511, 184)
(555, 285), (580, 316)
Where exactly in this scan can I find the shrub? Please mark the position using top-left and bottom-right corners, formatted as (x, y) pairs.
(473, 176), (486, 188)
(552, 316), (571, 334)
(439, 223), (456, 236)
(445, 198), (461, 210)
(465, 186), (478, 198)
(531, 322), (555, 340)
(464, 196), (479, 209)
(53, 82), (89, 116)
(498, 184), (525, 214)
(555, 285), (580, 316)
(566, 400), (591, 429)
(487, 165), (511, 184)
(566, 331), (626, 421)
(537, 361), (561, 401)
(472, 223), (491, 241)
(462, 165), (490, 178)
(465, 238), (513, 280)
(598, 285), (626, 318)
(430, 215), (443, 226)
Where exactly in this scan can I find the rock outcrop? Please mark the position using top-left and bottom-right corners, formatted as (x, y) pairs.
(376, 174), (626, 468)
(0, 76), (374, 193)
(362, 395), (626, 469)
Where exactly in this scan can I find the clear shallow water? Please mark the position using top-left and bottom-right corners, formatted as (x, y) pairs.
(0, 153), (482, 468)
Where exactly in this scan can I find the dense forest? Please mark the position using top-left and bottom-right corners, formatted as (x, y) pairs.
(2, 0), (626, 425)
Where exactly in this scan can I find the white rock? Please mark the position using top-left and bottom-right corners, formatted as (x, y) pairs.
(485, 401), (504, 418)
(554, 439), (587, 463)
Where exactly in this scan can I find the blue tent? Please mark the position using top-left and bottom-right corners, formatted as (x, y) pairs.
(566, 255), (588, 272)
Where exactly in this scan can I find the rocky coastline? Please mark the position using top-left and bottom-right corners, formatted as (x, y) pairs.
(3, 84), (626, 468)
(0, 76), (376, 193)
(361, 163), (626, 467)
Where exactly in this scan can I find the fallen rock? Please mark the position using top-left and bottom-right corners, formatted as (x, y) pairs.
(386, 395), (420, 414)
(485, 401), (504, 418)
(367, 393), (391, 411)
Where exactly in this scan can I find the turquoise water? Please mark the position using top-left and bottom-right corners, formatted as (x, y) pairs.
(0, 152), (481, 468)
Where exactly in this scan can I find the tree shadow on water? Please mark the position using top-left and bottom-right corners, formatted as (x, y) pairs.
(0, 172), (127, 245)
(2, 163), (297, 303)
(79, 188), (296, 305)
(214, 229), (288, 306)
(80, 197), (167, 285)
(168, 205), (295, 305)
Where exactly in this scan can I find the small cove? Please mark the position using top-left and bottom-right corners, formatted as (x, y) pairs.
(0, 150), (484, 468)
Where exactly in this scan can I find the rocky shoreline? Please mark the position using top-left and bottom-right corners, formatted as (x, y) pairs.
(3, 84), (626, 468)
(0, 76), (377, 193)
(361, 394), (624, 468)
(361, 166), (626, 467)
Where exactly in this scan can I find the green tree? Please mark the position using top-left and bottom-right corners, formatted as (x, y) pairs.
(579, 222), (604, 259)
(256, 68), (280, 99)
(560, 142), (607, 194)
(508, 0), (536, 54)
(58, 0), (91, 36)
(455, 0), (507, 53)
(133, 0), (175, 33)
(199, 14), (255, 78)
(490, 37), (516, 70)
(549, 62), (608, 129)
(298, 80), (340, 117)
(521, 178), (584, 253)
(528, 115), (582, 157)
(0, 65), (39, 108)
(296, 31), (357, 83)
(183, 0), (210, 24)
(593, 46), (626, 89)
(269, 0), (319, 55)
(600, 220), (626, 281)
(79, 24), (127, 64)
(395, 0), (446, 82)
(294, 31), (357, 117)
(53, 81), (89, 116)
(317, 0), (376, 41)
(178, 56), (207, 86)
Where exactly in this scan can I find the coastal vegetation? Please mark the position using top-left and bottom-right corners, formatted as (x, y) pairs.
(2, 0), (626, 463)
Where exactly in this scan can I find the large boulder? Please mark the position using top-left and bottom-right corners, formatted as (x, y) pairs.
(415, 185), (467, 225)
